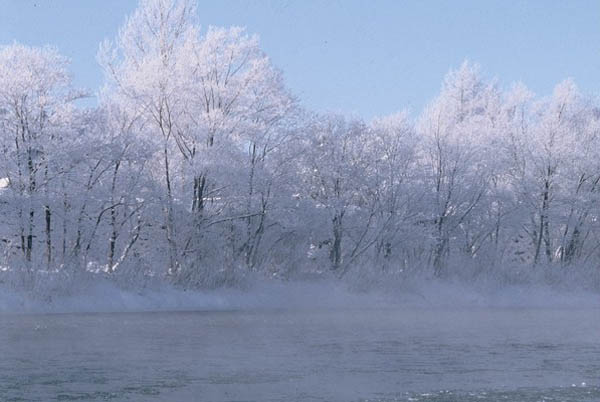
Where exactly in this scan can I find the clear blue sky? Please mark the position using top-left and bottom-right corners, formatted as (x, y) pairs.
(1, 0), (599, 119)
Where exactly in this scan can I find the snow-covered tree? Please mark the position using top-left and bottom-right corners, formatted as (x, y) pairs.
(0, 44), (84, 270)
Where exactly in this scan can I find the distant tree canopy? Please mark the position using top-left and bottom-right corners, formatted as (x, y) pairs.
(1, 0), (599, 289)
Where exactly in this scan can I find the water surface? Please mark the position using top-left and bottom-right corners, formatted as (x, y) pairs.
(1, 307), (599, 401)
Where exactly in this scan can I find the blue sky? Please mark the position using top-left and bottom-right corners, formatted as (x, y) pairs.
(1, 0), (598, 119)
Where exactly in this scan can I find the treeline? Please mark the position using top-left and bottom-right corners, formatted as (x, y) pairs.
(1, 0), (599, 289)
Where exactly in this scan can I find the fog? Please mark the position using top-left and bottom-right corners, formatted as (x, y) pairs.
(1, 278), (599, 314)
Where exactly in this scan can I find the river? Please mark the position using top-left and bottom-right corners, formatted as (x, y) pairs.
(1, 307), (599, 401)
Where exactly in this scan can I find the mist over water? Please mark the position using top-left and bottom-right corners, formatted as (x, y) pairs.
(2, 278), (600, 314)
(2, 305), (599, 401)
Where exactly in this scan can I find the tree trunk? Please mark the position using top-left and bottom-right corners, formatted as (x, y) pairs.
(108, 161), (121, 273)
(433, 216), (447, 277)
(26, 148), (35, 263)
(44, 166), (51, 268)
(163, 143), (179, 275)
(45, 205), (51, 267)
(330, 213), (343, 271)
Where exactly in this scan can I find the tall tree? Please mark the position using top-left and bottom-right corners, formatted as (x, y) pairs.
(0, 44), (83, 269)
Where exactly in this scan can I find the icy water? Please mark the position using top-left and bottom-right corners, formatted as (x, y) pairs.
(1, 308), (600, 402)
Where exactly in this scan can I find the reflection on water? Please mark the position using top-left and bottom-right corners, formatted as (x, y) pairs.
(1, 307), (599, 401)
